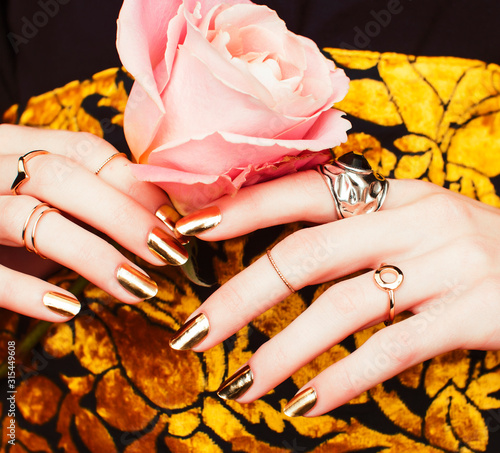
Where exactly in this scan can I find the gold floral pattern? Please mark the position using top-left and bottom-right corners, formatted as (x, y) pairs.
(1, 50), (500, 452)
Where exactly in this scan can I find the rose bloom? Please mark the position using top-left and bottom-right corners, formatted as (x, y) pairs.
(117, 0), (350, 213)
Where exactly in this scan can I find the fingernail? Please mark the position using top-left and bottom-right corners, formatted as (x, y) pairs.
(147, 227), (189, 266)
(175, 206), (222, 236)
(217, 365), (253, 400)
(155, 204), (190, 245)
(283, 387), (317, 417)
(43, 292), (81, 318)
(169, 313), (210, 350)
(117, 264), (158, 300)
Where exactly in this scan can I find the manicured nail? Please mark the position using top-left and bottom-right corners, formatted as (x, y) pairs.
(155, 204), (190, 245)
(169, 313), (210, 350)
(147, 227), (189, 266)
(175, 206), (222, 236)
(217, 365), (253, 400)
(117, 264), (158, 300)
(43, 292), (81, 318)
(283, 387), (317, 417)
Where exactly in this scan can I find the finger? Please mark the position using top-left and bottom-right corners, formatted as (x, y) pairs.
(171, 201), (447, 352)
(285, 290), (476, 417)
(0, 125), (179, 225)
(175, 172), (436, 240)
(0, 265), (81, 322)
(0, 153), (188, 266)
(1, 196), (159, 304)
(231, 246), (476, 403)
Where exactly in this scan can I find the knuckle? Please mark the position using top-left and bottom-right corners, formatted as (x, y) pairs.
(426, 192), (472, 226)
(296, 170), (329, 199)
(370, 328), (415, 369)
(215, 281), (247, 318)
(280, 228), (317, 263)
(336, 359), (363, 396)
(328, 282), (363, 319)
(454, 236), (493, 271)
(276, 229), (321, 282)
(107, 196), (139, 228)
(34, 154), (75, 190)
(259, 337), (292, 372)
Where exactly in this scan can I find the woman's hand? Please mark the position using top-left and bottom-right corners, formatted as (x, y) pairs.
(0, 124), (188, 322)
(169, 165), (500, 416)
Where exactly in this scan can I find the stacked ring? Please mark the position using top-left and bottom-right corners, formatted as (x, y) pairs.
(22, 203), (60, 259)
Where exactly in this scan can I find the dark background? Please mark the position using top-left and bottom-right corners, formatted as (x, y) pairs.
(1, 0), (500, 114)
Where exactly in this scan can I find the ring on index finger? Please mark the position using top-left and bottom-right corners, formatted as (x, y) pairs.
(317, 152), (389, 218)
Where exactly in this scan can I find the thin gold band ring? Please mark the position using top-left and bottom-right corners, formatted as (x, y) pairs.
(95, 152), (126, 175)
(266, 249), (296, 294)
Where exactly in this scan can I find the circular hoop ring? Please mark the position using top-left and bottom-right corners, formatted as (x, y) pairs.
(374, 265), (404, 290)
(95, 152), (126, 175)
(373, 264), (404, 326)
(11, 150), (50, 195)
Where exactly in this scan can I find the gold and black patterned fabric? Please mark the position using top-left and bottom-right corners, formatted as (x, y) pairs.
(1, 49), (500, 452)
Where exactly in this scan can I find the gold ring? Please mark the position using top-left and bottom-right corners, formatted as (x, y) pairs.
(95, 152), (126, 175)
(373, 263), (404, 326)
(266, 250), (296, 293)
(30, 206), (61, 259)
(11, 150), (50, 195)
(22, 202), (50, 250)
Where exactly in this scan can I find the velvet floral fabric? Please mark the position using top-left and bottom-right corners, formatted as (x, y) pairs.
(1, 48), (500, 452)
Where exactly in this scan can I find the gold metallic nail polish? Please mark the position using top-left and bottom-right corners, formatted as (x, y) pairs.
(147, 227), (189, 266)
(283, 387), (317, 417)
(155, 205), (189, 245)
(175, 206), (222, 236)
(117, 264), (158, 300)
(43, 292), (81, 317)
(169, 313), (210, 350)
(217, 365), (254, 400)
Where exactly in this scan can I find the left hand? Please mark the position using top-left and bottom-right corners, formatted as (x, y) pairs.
(169, 168), (500, 417)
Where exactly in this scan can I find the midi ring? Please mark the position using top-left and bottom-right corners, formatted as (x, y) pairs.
(11, 150), (50, 195)
(373, 264), (404, 326)
(95, 152), (126, 175)
(22, 202), (60, 259)
(266, 250), (296, 293)
(317, 151), (389, 218)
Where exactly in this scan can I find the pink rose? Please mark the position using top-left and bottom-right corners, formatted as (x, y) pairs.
(117, 0), (350, 213)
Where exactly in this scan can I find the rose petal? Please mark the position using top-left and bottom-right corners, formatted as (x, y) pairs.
(132, 150), (331, 213)
(148, 46), (304, 150)
(146, 110), (348, 175)
(117, 0), (182, 110)
(123, 82), (165, 162)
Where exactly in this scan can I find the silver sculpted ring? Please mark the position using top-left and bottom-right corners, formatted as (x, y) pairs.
(317, 152), (389, 218)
